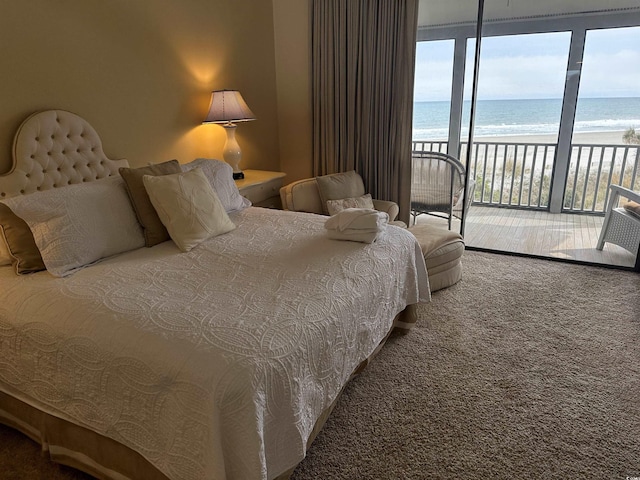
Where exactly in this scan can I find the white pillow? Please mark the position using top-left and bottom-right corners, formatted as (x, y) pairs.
(326, 193), (375, 216)
(181, 158), (251, 212)
(1, 175), (145, 277)
(142, 167), (236, 252)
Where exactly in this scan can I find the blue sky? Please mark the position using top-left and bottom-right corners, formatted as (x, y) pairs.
(414, 26), (640, 102)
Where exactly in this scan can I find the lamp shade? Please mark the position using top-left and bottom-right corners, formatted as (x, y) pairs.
(203, 90), (256, 124)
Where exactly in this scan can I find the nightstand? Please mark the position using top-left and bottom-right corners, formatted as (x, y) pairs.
(235, 170), (286, 209)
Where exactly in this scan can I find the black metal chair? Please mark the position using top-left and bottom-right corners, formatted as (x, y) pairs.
(410, 151), (475, 229)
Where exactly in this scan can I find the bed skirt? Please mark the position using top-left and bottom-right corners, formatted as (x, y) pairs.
(0, 304), (417, 480)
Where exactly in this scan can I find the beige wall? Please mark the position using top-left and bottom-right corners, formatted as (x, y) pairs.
(272, 0), (313, 183)
(0, 0), (280, 174)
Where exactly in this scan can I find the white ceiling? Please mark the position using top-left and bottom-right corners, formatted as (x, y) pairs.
(418, 0), (640, 27)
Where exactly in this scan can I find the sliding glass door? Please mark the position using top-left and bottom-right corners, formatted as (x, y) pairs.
(413, 0), (640, 270)
(461, 32), (570, 210)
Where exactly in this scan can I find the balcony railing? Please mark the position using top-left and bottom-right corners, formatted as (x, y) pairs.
(412, 140), (640, 214)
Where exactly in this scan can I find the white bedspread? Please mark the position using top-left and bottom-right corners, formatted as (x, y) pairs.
(0, 207), (429, 480)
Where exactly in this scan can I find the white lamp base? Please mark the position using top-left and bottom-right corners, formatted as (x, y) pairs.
(222, 124), (244, 179)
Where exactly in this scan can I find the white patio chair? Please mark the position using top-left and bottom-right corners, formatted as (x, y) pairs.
(596, 184), (640, 256)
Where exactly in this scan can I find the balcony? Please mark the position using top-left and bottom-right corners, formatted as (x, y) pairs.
(411, 139), (640, 268)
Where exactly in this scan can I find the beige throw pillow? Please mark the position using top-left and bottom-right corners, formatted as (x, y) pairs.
(0, 236), (10, 266)
(142, 168), (236, 252)
(119, 159), (182, 247)
(326, 193), (375, 216)
(316, 171), (367, 215)
(0, 202), (46, 274)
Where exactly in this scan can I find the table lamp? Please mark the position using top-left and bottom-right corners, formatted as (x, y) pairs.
(203, 90), (256, 179)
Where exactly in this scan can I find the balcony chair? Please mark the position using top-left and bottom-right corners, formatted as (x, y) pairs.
(410, 151), (475, 229)
(596, 184), (640, 257)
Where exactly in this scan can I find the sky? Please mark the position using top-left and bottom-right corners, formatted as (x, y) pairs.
(413, 25), (640, 102)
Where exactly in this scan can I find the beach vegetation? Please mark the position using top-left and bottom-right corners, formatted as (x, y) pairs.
(473, 157), (551, 207)
(564, 163), (637, 211)
(622, 127), (640, 145)
(467, 140), (637, 212)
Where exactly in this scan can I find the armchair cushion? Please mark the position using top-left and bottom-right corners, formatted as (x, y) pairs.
(316, 170), (366, 215)
(623, 200), (640, 217)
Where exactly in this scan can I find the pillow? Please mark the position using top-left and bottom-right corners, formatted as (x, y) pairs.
(0, 203), (46, 274)
(181, 158), (251, 212)
(316, 170), (366, 215)
(2, 175), (145, 277)
(0, 235), (11, 266)
(326, 193), (375, 216)
(622, 200), (640, 217)
(119, 159), (182, 247)
(142, 167), (236, 252)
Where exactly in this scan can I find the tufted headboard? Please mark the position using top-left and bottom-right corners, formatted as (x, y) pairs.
(0, 110), (128, 200)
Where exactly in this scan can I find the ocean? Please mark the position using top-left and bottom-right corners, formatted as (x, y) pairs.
(412, 97), (640, 140)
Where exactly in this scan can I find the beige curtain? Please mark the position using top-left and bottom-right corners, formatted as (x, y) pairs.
(311, 0), (419, 223)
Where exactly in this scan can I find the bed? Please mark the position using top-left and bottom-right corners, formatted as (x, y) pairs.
(0, 110), (430, 480)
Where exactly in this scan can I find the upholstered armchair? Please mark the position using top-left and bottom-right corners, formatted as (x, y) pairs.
(279, 170), (403, 225)
(281, 170), (468, 292)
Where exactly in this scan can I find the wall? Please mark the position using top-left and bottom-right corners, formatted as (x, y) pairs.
(0, 0), (280, 174)
(272, 0), (313, 183)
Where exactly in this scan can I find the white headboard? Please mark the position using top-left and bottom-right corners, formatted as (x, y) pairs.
(0, 110), (128, 200)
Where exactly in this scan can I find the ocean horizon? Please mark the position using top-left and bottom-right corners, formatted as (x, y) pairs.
(412, 97), (640, 141)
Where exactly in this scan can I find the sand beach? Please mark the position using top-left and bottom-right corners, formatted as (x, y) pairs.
(474, 130), (629, 146)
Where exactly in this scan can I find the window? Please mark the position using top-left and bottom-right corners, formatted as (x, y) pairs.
(413, 40), (455, 153)
(566, 26), (640, 212)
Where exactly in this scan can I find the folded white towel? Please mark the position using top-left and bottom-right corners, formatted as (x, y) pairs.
(325, 208), (389, 232)
(325, 208), (388, 243)
(326, 229), (380, 244)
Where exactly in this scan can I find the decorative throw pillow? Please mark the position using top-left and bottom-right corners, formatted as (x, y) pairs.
(622, 200), (640, 217)
(316, 171), (367, 215)
(142, 167), (236, 252)
(326, 193), (375, 216)
(0, 202), (46, 274)
(0, 234), (11, 266)
(2, 175), (145, 277)
(119, 159), (182, 247)
(181, 158), (251, 212)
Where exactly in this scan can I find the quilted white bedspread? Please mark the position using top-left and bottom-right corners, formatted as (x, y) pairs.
(0, 207), (429, 480)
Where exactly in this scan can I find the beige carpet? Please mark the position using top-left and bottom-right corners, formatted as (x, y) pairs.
(1, 251), (639, 479)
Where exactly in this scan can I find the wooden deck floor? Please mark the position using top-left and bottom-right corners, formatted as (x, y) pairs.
(413, 206), (637, 268)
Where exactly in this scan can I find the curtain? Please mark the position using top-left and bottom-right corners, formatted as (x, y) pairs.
(311, 0), (419, 223)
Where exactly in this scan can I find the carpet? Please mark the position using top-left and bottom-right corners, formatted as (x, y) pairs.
(1, 251), (639, 479)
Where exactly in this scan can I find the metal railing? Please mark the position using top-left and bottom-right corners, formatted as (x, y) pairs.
(564, 144), (640, 213)
(412, 139), (640, 214)
(412, 140), (448, 155)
